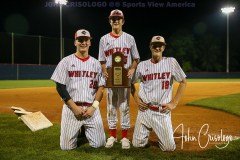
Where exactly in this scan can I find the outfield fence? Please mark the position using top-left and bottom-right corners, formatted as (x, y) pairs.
(0, 63), (240, 80)
(0, 32), (75, 65)
(0, 64), (55, 80)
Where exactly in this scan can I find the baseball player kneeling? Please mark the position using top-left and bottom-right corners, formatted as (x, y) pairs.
(132, 35), (187, 151)
(51, 29), (106, 150)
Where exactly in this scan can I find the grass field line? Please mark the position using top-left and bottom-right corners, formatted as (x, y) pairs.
(0, 81), (239, 89)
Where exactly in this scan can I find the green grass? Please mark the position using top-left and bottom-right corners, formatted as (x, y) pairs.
(0, 114), (240, 160)
(0, 79), (239, 89)
(187, 93), (240, 116)
(0, 80), (54, 89)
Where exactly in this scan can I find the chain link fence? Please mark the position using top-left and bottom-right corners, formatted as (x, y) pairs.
(0, 32), (75, 65)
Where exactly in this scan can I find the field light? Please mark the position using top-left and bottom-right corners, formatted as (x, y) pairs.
(55, 0), (67, 5)
(221, 7), (235, 14)
(55, 0), (68, 60)
(221, 6), (235, 73)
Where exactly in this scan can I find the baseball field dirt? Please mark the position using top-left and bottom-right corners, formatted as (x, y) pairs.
(0, 82), (240, 151)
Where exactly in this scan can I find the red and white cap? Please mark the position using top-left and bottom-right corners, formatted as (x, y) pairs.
(74, 29), (91, 39)
(109, 9), (124, 18)
(150, 36), (166, 45)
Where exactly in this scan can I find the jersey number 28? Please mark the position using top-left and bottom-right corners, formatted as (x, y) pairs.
(89, 80), (97, 89)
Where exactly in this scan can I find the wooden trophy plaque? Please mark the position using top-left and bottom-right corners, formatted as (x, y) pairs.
(105, 52), (130, 88)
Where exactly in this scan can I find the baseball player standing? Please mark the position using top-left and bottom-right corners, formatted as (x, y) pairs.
(98, 9), (140, 149)
(51, 29), (106, 150)
(132, 35), (187, 151)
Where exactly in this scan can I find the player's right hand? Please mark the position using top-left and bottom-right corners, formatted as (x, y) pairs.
(103, 71), (108, 79)
(138, 99), (148, 111)
(127, 68), (135, 78)
(72, 106), (85, 120)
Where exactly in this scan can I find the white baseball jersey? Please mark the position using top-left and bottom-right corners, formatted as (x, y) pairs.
(98, 32), (140, 132)
(133, 57), (186, 105)
(98, 32), (140, 69)
(51, 54), (106, 150)
(132, 57), (186, 150)
(51, 54), (105, 103)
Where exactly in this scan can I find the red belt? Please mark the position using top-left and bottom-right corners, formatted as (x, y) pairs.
(148, 105), (161, 112)
(75, 102), (92, 107)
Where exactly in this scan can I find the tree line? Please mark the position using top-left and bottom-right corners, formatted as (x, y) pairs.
(164, 29), (239, 72)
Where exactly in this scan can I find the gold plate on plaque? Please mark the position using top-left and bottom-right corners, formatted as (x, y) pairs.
(113, 67), (122, 85)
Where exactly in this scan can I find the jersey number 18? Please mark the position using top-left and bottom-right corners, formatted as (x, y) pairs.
(162, 80), (170, 89)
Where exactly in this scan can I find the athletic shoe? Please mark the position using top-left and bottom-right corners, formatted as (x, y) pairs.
(105, 136), (117, 148)
(121, 138), (130, 149)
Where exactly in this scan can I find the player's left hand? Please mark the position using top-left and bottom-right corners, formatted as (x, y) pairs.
(161, 102), (176, 113)
(127, 68), (135, 78)
(82, 106), (96, 118)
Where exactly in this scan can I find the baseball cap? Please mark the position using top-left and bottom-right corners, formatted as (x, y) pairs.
(150, 36), (166, 45)
(109, 9), (124, 18)
(74, 29), (91, 39)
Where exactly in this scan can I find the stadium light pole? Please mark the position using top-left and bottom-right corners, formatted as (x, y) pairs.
(221, 6), (235, 73)
(55, 0), (67, 60)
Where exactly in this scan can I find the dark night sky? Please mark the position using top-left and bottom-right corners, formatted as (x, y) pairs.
(0, 0), (239, 62)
